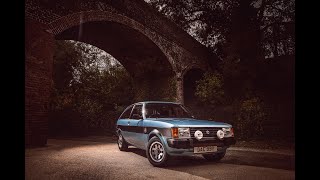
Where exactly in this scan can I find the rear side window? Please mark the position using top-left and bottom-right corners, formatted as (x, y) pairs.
(119, 105), (133, 119)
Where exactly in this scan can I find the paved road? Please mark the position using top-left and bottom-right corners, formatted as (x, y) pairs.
(25, 137), (295, 180)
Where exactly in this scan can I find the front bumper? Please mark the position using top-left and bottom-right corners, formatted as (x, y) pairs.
(167, 137), (236, 149)
(165, 137), (236, 156)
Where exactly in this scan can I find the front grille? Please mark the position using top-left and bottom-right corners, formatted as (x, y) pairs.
(190, 127), (222, 138)
(192, 139), (224, 147)
(167, 138), (227, 149)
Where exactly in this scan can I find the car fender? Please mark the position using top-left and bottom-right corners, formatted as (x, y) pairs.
(147, 129), (169, 150)
(116, 128), (121, 136)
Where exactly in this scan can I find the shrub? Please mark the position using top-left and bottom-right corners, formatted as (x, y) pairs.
(195, 72), (224, 106)
(233, 97), (268, 139)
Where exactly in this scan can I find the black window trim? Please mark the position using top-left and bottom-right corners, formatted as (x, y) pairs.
(119, 104), (134, 119)
(129, 103), (143, 120)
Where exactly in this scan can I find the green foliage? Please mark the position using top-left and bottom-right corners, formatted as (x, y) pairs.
(72, 63), (134, 130)
(194, 71), (272, 140)
(195, 72), (224, 106)
(148, 0), (295, 59)
(53, 40), (81, 90)
(149, 0), (232, 53)
(50, 40), (134, 135)
(50, 40), (179, 135)
(233, 97), (268, 139)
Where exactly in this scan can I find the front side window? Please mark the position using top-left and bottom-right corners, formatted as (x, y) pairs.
(130, 104), (143, 120)
(145, 103), (192, 119)
(119, 105), (133, 119)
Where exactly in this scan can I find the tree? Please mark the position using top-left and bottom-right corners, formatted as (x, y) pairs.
(50, 40), (134, 135)
(147, 0), (294, 139)
(147, 0), (294, 99)
(147, 0), (294, 60)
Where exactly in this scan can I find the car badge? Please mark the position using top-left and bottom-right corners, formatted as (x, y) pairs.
(143, 127), (147, 133)
(206, 130), (210, 134)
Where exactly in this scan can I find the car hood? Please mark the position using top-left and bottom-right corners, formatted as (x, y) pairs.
(148, 118), (232, 128)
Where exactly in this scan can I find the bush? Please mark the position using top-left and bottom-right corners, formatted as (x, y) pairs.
(50, 40), (135, 137)
(195, 72), (224, 106)
(233, 97), (268, 139)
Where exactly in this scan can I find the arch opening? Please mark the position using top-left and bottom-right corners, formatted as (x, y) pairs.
(49, 20), (178, 136)
(55, 20), (176, 101)
(50, 40), (135, 136)
(183, 68), (205, 118)
(183, 68), (204, 105)
(25, 4), (212, 146)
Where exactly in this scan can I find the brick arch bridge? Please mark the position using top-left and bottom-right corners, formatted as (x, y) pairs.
(25, 0), (218, 146)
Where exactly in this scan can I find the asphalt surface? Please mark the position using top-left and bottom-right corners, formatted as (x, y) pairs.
(25, 137), (295, 180)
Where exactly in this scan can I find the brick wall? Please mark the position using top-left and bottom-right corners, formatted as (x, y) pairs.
(25, 0), (214, 146)
(25, 18), (54, 146)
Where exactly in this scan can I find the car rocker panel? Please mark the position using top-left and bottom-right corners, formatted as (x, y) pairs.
(116, 101), (236, 167)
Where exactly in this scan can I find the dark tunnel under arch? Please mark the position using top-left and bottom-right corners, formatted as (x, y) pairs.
(183, 68), (205, 106)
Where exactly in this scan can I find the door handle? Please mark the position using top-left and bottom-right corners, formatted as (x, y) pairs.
(127, 121), (130, 125)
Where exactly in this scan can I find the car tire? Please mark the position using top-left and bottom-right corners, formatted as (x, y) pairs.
(202, 151), (226, 161)
(117, 132), (128, 151)
(146, 136), (170, 167)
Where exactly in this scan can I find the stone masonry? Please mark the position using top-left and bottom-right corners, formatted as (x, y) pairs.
(25, 0), (217, 146)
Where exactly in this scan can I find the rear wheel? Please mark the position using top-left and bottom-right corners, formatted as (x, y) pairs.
(117, 132), (128, 151)
(202, 151), (226, 161)
(146, 136), (170, 167)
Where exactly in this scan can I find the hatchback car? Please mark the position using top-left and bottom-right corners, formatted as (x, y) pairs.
(116, 101), (236, 166)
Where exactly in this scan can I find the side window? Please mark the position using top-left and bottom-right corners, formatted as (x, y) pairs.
(119, 105), (133, 119)
(130, 105), (143, 120)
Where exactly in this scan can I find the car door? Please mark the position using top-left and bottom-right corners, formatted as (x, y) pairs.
(127, 104), (145, 149)
(117, 105), (134, 144)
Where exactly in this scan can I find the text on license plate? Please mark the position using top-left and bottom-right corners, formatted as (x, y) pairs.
(194, 146), (217, 153)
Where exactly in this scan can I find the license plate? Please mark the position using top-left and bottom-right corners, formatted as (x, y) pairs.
(194, 146), (217, 154)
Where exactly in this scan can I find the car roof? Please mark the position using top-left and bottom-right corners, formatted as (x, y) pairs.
(135, 101), (181, 105)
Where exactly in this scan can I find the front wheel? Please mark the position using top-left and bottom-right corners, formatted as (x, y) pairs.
(146, 136), (170, 167)
(117, 132), (128, 151)
(202, 151), (226, 161)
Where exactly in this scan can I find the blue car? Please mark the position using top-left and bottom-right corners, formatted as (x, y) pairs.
(116, 101), (236, 167)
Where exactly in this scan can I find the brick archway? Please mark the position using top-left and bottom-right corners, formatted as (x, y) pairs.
(54, 19), (176, 102)
(25, 0), (217, 146)
(48, 11), (177, 71)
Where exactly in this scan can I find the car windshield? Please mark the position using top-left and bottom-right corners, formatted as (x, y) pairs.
(145, 103), (193, 119)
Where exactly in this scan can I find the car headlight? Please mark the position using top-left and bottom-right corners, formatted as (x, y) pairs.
(171, 128), (190, 138)
(222, 127), (234, 137)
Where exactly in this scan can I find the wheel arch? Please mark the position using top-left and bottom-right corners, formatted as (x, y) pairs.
(148, 129), (162, 140)
(147, 129), (169, 150)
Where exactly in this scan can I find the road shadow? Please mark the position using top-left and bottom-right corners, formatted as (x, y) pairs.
(26, 137), (118, 152)
(222, 150), (295, 171)
(127, 147), (147, 158)
(49, 135), (118, 142)
(128, 147), (295, 171)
